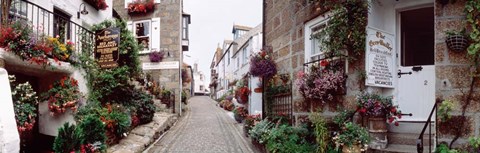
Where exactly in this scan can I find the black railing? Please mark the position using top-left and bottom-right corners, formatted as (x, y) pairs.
(3, 0), (94, 55)
(417, 101), (438, 153)
(264, 74), (293, 124)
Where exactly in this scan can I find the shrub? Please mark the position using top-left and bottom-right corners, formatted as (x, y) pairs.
(77, 115), (107, 152)
(130, 89), (156, 124)
(309, 112), (329, 153)
(249, 119), (274, 144)
(265, 124), (316, 153)
(100, 106), (131, 145)
(53, 123), (81, 153)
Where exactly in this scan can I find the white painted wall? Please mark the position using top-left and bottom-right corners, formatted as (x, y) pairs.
(193, 71), (206, 94)
(0, 68), (20, 153)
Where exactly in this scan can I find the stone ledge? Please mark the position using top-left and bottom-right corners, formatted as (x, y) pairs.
(107, 112), (177, 153)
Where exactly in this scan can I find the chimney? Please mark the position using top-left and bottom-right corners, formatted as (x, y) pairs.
(194, 63), (198, 72)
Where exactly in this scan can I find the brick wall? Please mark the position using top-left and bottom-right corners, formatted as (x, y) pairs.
(264, 0), (364, 122)
(435, 0), (478, 146)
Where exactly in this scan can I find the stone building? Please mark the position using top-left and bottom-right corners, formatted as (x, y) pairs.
(264, 0), (476, 151)
(112, 0), (190, 115)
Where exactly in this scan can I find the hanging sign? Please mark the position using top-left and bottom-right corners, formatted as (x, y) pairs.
(365, 27), (395, 88)
(95, 27), (120, 68)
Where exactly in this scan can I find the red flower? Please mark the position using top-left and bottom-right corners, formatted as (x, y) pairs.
(394, 122), (399, 126)
(390, 107), (397, 113)
(359, 108), (367, 113)
(320, 60), (329, 67)
(388, 117), (394, 123)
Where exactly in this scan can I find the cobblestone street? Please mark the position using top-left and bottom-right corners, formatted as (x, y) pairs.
(145, 96), (256, 153)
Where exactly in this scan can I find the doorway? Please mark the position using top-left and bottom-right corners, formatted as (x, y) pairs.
(397, 7), (435, 121)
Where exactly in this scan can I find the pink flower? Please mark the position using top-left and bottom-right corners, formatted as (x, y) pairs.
(296, 71), (305, 79)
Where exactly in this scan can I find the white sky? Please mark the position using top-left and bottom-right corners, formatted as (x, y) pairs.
(183, 0), (262, 86)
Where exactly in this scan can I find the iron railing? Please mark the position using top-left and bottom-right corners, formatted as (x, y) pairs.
(417, 101), (438, 153)
(2, 0), (95, 55)
(264, 73), (293, 124)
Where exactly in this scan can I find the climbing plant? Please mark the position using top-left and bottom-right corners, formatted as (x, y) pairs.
(312, 0), (369, 58)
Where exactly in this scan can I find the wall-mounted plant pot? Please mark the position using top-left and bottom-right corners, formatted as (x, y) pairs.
(446, 34), (469, 52)
(254, 87), (263, 93)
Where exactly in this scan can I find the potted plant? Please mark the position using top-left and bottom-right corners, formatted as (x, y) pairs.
(356, 93), (402, 129)
(445, 30), (469, 52)
(254, 81), (263, 93)
(44, 76), (81, 116)
(149, 51), (164, 62)
(249, 47), (277, 80)
(236, 86), (250, 104)
(333, 122), (370, 153)
(233, 106), (248, 123)
(127, 0), (155, 14)
(9, 75), (38, 139)
(244, 114), (262, 137)
(295, 60), (346, 104)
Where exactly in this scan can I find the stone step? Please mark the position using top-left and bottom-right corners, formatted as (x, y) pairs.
(388, 132), (435, 146)
(368, 144), (431, 153)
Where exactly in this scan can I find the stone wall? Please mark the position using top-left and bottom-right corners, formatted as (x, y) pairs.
(435, 0), (477, 146)
(264, 0), (364, 123)
(114, 0), (184, 114)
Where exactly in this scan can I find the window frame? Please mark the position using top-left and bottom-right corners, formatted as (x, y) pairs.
(134, 20), (152, 54)
(304, 14), (331, 64)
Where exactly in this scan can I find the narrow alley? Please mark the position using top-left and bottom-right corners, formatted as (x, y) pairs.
(146, 96), (256, 153)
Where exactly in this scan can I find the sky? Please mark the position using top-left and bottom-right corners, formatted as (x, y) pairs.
(183, 0), (262, 86)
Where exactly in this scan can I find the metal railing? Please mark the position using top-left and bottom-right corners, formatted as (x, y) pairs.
(2, 0), (94, 55)
(417, 101), (438, 153)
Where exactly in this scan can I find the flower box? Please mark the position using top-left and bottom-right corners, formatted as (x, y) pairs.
(127, 0), (155, 15)
(84, 0), (108, 10)
(446, 33), (469, 52)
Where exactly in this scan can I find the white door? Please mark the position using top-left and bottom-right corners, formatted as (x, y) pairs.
(397, 7), (435, 121)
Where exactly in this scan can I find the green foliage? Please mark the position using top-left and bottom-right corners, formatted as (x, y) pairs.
(469, 137), (480, 151)
(9, 75), (38, 132)
(103, 109), (131, 139)
(438, 100), (454, 122)
(313, 0), (369, 57)
(249, 119), (275, 144)
(333, 109), (355, 126)
(333, 122), (369, 150)
(91, 66), (131, 104)
(77, 114), (107, 151)
(465, 0), (480, 56)
(264, 124), (316, 153)
(435, 143), (460, 153)
(53, 123), (81, 153)
(130, 88), (156, 124)
(309, 112), (329, 153)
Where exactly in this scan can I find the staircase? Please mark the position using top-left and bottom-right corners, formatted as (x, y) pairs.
(130, 80), (171, 113)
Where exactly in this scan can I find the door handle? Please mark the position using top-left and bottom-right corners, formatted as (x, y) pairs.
(412, 66), (423, 72)
(398, 70), (412, 78)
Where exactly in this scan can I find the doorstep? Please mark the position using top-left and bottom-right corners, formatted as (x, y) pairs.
(107, 112), (178, 153)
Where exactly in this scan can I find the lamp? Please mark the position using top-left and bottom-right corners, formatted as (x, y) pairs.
(77, 3), (89, 19)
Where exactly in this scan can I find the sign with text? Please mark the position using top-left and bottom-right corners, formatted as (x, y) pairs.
(365, 27), (395, 88)
(95, 27), (120, 68)
(142, 61), (180, 70)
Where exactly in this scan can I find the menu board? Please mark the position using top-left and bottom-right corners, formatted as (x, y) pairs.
(95, 27), (120, 68)
(365, 27), (395, 88)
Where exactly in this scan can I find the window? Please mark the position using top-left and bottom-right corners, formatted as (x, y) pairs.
(227, 50), (230, 65)
(242, 46), (248, 65)
(135, 21), (151, 52)
(237, 56), (240, 69)
(182, 15), (190, 40)
(53, 8), (71, 42)
(9, 0), (27, 20)
(401, 7), (434, 66)
(304, 15), (330, 63)
(200, 85), (204, 91)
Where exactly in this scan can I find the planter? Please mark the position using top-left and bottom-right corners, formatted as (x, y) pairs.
(368, 117), (388, 149)
(254, 87), (263, 93)
(368, 117), (387, 132)
(342, 144), (362, 153)
(234, 113), (243, 123)
(446, 34), (469, 52)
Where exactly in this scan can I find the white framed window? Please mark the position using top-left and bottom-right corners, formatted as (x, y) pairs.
(304, 15), (330, 63)
(128, 18), (160, 54)
(242, 46), (248, 65)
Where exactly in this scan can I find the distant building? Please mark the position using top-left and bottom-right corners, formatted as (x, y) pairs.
(192, 63), (206, 95)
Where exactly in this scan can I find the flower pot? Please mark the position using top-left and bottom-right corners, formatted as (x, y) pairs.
(446, 34), (469, 52)
(342, 144), (362, 153)
(254, 87), (263, 93)
(368, 117), (387, 132)
(234, 113), (243, 123)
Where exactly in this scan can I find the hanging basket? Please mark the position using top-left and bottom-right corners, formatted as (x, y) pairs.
(446, 34), (469, 52)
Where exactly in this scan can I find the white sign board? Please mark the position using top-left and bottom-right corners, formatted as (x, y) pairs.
(142, 61), (180, 70)
(365, 27), (395, 88)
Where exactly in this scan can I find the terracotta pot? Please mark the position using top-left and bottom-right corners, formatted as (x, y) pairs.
(342, 144), (362, 153)
(368, 117), (387, 132)
(254, 87), (263, 93)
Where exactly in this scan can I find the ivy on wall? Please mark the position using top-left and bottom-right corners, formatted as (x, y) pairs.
(312, 0), (369, 58)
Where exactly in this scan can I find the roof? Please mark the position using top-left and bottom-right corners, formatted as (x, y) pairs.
(232, 25), (252, 33)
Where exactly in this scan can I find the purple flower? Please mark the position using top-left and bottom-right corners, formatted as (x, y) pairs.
(149, 51), (165, 62)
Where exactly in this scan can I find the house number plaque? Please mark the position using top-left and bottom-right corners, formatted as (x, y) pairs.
(365, 27), (395, 88)
(95, 27), (120, 69)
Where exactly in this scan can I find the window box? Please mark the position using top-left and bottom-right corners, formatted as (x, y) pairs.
(127, 0), (155, 15)
(84, 0), (108, 11)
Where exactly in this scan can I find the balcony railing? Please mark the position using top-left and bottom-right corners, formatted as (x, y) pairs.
(1, 0), (95, 55)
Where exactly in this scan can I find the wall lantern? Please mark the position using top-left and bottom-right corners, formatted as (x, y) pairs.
(77, 3), (89, 19)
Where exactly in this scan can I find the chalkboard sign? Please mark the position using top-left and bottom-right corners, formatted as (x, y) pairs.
(95, 27), (120, 68)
